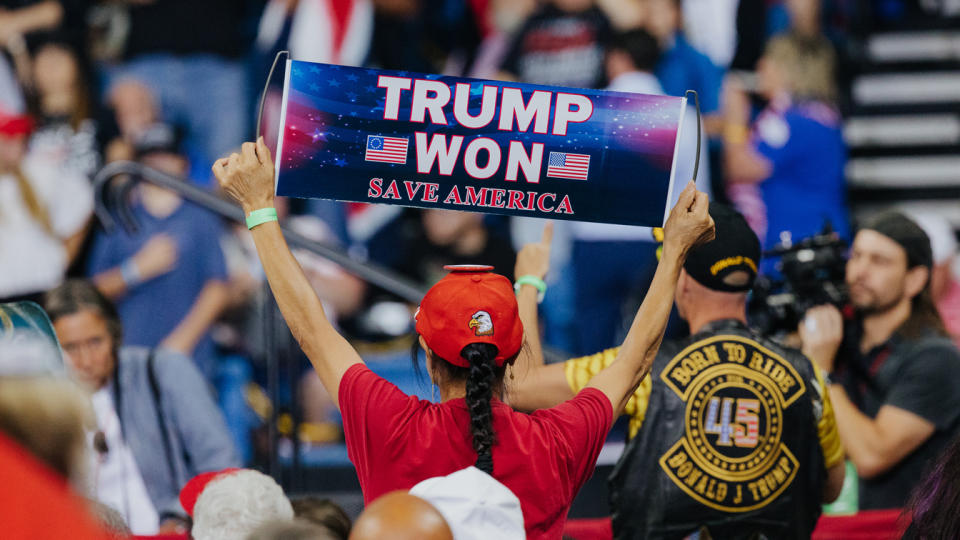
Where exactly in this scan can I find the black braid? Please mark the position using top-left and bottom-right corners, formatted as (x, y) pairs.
(461, 343), (498, 475)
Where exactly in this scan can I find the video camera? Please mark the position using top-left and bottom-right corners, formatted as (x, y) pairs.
(749, 226), (848, 336)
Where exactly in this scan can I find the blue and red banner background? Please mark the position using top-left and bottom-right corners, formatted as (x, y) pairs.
(274, 60), (686, 227)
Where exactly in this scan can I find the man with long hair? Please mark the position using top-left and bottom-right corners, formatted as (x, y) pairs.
(801, 212), (960, 509)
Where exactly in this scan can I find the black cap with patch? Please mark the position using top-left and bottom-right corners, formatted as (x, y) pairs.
(683, 203), (761, 292)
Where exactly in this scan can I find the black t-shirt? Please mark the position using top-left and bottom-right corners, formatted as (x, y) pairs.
(500, 4), (611, 89)
(124, 0), (247, 59)
(837, 329), (960, 509)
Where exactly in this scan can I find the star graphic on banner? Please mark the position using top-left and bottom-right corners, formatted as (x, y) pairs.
(329, 65), (341, 70)
(311, 128), (326, 142)
(309, 83), (320, 92)
(350, 111), (358, 116)
(328, 79), (341, 87)
(334, 156), (348, 167)
(309, 65), (321, 73)
(346, 92), (358, 101)
(366, 85), (378, 94)
(346, 73), (359, 82)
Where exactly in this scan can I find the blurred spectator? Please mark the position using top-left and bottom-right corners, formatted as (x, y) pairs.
(86, 498), (133, 539)
(0, 103), (92, 303)
(0, 375), (92, 483)
(903, 210), (960, 347)
(799, 212), (960, 509)
(681, 0), (739, 68)
(290, 496), (352, 540)
(22, 39), (101, 180)
(87, 123), (230, 379)
(246, 519), (334, 540)
(498, 0), (612, 88)
(255, 0), (373, 68)
(397, 209), (515, 286)
(102, 79), (159, 164)
(181, 468), (295, 540)
(0, 399), (114, 540)
(350, 491), (453, 540)
(467, 0), (536, 78)
(643, 0), (723, 114)
(409, 466), (525, 540)
(104, 0), (252, 183)
(901, 433), (960, 540)
(568, 28), (710, 354)
(46, 279), (240, 535)
(724, 33), (848, 271)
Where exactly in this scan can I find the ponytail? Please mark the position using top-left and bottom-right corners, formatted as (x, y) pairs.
(461, 343), (498, 474)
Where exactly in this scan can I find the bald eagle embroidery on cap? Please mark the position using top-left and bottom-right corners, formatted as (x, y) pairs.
(469, 311), (494, 336)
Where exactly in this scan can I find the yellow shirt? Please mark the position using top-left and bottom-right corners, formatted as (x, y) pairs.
(564, 345), (844, 469)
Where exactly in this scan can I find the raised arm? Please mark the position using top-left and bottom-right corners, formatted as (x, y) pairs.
(509, 222), (575, 411)
(586, 182), (714, 417)
(213, 139), (363, 404)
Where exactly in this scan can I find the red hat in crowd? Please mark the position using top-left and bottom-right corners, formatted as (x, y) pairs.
(415, 265), (523, 367)
(179, 468), (242, 516)
(0, 107), (33, 136)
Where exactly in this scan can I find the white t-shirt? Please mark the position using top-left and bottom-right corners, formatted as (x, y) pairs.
(89, 386), (160, 535)
(0, 152), (93, 297)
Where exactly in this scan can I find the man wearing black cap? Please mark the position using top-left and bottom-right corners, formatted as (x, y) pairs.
(800, 211), (960, 510)
(511, 203), (845, 539)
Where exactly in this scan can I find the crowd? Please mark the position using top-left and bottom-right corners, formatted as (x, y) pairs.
(2, 0), (960, 538)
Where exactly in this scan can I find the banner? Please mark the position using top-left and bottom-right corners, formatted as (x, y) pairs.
(274, 60), (687, 227)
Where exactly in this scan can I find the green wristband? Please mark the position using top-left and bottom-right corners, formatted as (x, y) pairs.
(514, 275), (547, 303)
(246, 208), (278, 230)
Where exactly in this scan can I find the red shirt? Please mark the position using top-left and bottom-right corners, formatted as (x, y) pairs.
(339, 364), (613, 539)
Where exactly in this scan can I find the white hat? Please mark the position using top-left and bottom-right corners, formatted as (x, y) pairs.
(409, 467), (525, 540)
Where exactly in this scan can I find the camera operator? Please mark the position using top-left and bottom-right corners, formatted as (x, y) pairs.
(799, 212), (960, 510)
(511, 204), (845, 539)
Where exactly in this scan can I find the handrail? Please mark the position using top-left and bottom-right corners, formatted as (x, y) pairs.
(92, 161), (428, 303)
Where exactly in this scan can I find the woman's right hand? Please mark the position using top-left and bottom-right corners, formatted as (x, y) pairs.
(213, 137), (276, 214)
(662, 181), (715, 258)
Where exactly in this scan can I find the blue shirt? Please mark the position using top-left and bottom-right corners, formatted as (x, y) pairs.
(87, 202), (228, 380)
(752, 101), (849, 268)
(656, 34), (723, 113)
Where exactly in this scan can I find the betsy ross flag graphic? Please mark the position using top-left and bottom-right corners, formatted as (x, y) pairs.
(546, 152), (590, 180)
(365, 135), (409, 164)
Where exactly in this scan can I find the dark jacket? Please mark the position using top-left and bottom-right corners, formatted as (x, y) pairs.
(610, 319), (827, 540)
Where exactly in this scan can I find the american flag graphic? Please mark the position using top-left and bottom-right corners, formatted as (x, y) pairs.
(546, 152), (590, 180)
(365, 135), (408, 164)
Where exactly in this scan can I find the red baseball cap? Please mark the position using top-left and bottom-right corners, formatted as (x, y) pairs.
(414, 265), (523, 367)
(179, 468), (242, 516)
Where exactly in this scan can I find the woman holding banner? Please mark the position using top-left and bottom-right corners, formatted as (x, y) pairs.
(212, 138), (714, 539)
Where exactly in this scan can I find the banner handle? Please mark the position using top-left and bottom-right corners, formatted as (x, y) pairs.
(684, 90), (702, 184)
(256, 50), (290, 139)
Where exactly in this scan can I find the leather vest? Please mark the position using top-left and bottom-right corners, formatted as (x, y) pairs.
(610, 320), (826, 540)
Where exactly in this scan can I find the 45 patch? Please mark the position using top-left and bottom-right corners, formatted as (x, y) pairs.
(657, 335), (807, 512)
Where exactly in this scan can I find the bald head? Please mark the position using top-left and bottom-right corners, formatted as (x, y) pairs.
(349, 491), (453, 540)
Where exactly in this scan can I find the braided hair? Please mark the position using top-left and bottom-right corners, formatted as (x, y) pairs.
(460, 343), (498, 474)
(410, 335), (506, 475)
